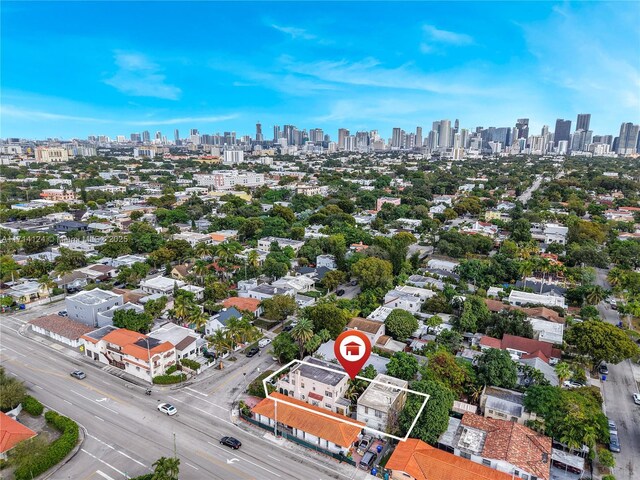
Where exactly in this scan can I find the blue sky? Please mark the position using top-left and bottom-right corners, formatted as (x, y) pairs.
(2, 1), (639, 140)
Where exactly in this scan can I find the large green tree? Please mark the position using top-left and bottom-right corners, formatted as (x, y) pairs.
(112, 309), (153, 333)
(261, 295), (297, 323)
(303, 302), (350, 339)
(386, 352), (419, 381)
(351, 257), (393, 291)
(476, 348), (518, 389)
(398, 380), (454, 443)
(385, 309), (419, 340)
(565, 320), (640, 371)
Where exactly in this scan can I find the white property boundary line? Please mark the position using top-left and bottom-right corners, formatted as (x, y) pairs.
(262, 359), (429, 442)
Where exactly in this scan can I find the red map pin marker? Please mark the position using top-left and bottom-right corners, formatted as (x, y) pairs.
(334, 330), (371, 379)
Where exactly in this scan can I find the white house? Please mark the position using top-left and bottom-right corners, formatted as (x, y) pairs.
(508, 290), (566, 309)
(149, 323), (204, 361)
(316, 254), (337, 270)
(272, 275), (315, 294)
(257, 236), (305, 253)
(140, 276), (186, 297)
(543, 223), (569, 245)
(66, 289), (124, 328)
(356, 374), (408, 432)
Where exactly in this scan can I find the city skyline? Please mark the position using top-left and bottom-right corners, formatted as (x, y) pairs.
(2, 1), (639, 138)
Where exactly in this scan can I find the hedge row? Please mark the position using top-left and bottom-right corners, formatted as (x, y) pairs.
(166, 365), (178, 374)
(14, 411), (79, 480)
(179, 358), (201, 370)
(152, 373), (187, 384)
(22, 395), (44, 416)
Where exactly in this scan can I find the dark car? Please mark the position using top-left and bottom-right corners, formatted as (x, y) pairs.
(220, 436), (242, 449)
(203, 351), (216, 360)
(70, 370), (86, 379)
(609, 432), (621, 453)
(358, 451), (378, 470)
(336, 289), (345, 296)
(599, 363), (609, 375)
(58, 310), (68, 317)
(246, 347), (259, 357)
(283, 325), (293, 332)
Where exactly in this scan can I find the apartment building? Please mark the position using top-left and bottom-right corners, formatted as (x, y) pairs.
(356, 374), (408, 432)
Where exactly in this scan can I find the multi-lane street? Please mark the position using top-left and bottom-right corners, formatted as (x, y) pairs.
(594, 268), (640, 480)
(0, 304), (370, 480)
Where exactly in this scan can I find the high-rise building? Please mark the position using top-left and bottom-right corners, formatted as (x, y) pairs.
(273, 125), (281, 142)
(438, 120), (451, 149)
(130, 133), (141, 142)
(174, 129), (180, 142)
(617, 122), (640, 155)
(391, 128), (403, 149)
(142, 131), (150, 143)
(337, 128), (350, 150)
(415, 127), (423, 149)
(190, 129), (199, 136)
(554, 119), (572, 147)
(155, 131), (162, 141)
(255, 122), (263, 142)
(453, 119), (459, 135)
(309, 128), (324, 143)
(515, 119), (529, 139)
(576, 114), (591, 132)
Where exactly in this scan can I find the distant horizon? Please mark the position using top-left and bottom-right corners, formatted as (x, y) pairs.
(2, 1), (639, 139)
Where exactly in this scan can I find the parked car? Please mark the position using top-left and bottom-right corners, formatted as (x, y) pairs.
(562, 380), (585, 389)
(220, 436), (242, 449)
(609, 432), (621, 453)
(336, 289), (345, 296)
(70, 370), (86, 380)
(350, 280), (358, 286)
(246, 347), (259, 357)
(203, 351), (216, 360)
(157, 403), (177, 416)
(358, 451), (378, 470)
(58, 310), (68, 317)
(633, 393), (640, 405)
(283, 325), (293, 332)
(356, 435), (372, 455)
(258, 338), (272, 348)
(608, 419), (618, 434)
(599, 363), (609, 375)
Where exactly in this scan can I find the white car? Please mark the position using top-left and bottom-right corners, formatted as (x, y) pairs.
(562, 380), (585, 389)
(157, 403), (177, 416)
(258, 338), (272, 348)
(633, 393), (640, 405)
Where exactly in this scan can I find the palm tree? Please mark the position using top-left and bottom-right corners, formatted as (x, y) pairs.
(151, 456), (180, 480)
(607, 267), (626, 290)
(188, 307), (209, 333)
(555, 362), (572, 385)
(192, 260), (209, 285)
(54, 264), (72, 297)
(195, 242), (212, 260)
(173, 295), (193, 324)
(38, 275), (57, 302)
(534, 257), (551, 293)
(585, 285), (607, 306)
(291, 317), (314, 359)
(247, 249), (259, 269)
(209, 329), (232, 369)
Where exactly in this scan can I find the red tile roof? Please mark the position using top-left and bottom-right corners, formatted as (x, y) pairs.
(480, 334), (561, 361)
(484, 299), (563, 324)
(461, 413), (551, 480)
(252, 392), (364, 448)
(82, 328), (175, 361)
(347, 317), (383, 335)
(222, 297), (261, 313)
(479, 336), (502, 349)
(0, 412), (37, 454)
(387, 438), (513, 480)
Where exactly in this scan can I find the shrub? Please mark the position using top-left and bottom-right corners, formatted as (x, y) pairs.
(598, 448), (616, 468)
(166, 365), (177, 375)
(152, 374), (187, 385)
(247, 370), (275, 398)
(13, 411), (79, 480)
(129, 475), (153, 480)
(602, 475), (616, 480)
(180, 359), (201, 370)
(22, 395), (44, 416)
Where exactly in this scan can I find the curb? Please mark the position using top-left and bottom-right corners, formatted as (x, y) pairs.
(38, 412), (87, 480)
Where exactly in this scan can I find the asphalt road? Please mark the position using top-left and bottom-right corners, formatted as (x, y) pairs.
(0, 304), (372, 480)
(517, 175), (543, 205)
(595, 292), (640, 480)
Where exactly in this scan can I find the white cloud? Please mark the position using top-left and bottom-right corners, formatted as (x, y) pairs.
(2, 105), (236, 126)
(104, 52), (181, 100)
(422, 25), (474, 46)
(271, 24), (316, 40)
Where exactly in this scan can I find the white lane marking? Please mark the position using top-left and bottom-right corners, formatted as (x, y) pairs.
(81, 449), (130, 478)
(64, 399), (73, 405)
(207, 441), (282, 478)
(1, 345), (25, 356)
(96, 470), (116, 480)
(94, 415), (105, 422)
(185, 462), (199, 470)
(185, 386), (209, 397)
(183, 391), (228, 410)
(267, 454), (281, 462)
(71, 389), (119, 415)
(87, 434), (115, 449)
(168, 396), (184, 403)
(117, 450), (146, 467)
(193, 405), (234, 425)
(35, 385), (44, 389)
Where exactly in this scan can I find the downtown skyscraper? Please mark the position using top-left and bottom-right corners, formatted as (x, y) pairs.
(554, 119), (572, 147)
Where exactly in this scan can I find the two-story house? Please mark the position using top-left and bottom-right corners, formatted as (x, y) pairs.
(356, 374), (408, 433)
(276, 357), (351, 416)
